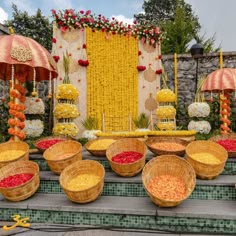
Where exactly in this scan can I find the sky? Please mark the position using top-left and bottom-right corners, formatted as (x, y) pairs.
(0, 0), (236, 52)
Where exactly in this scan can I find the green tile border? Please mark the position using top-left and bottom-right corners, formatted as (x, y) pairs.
(37, 180), (236, 200)
(0, 208), (235, 234)
(34, 158), (236, 175)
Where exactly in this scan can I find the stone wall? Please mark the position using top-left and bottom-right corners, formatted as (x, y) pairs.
(1, 51), (236, 134)
(162, 52), (236, 129)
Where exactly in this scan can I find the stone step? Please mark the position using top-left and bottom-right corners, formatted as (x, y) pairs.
(0, 223), (231, 236)
(30, 151), (236, 175)
(38, 171), (236, 200)
(0, 193), (235, 234)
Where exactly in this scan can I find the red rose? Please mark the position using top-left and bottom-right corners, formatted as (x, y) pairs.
(53, 56), (60, 62)
(155, 69), (162, 74)
(52, 38), (57, 43)
(137, 65), (146, 71)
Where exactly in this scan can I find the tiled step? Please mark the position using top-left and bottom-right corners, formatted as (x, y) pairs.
(30, 151), (236, 175)
(0, 193), (236, 234)
(38, 171), (236, 200)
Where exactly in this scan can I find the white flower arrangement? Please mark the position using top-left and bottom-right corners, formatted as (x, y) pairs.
(24, 97), (45, 114)
(82, 130), (101, 140)
(188, 102), (210, 118)
(23, 119), (44, 137)
(188, 120), (211, 134)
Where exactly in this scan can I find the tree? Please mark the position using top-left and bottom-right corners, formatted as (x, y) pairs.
(135, 0), (216, 54)
(4, 4), (52, 51)
(160, 4), (198, 54)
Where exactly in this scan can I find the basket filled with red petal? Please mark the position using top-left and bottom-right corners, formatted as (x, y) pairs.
(34, 136), (69, 153)
(0, 160), (40, 201)
(142, 155), (196, 207)
(209, 133), (236, 158)
(106, 138), (147, 177)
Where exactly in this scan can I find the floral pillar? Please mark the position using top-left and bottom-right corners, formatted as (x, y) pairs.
(53, 52), (80, 138)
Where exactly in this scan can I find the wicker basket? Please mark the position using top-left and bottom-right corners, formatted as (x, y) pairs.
(145, 137), (189, 156)
(59, 160), (105, 203)
(106, 138), (147, 177)
(0, 160), (40, 201)
(185, 140), (228, 180)
(85, 138), (116, 157)
(34, 136), (70, 153)
(209, 133), (236, 158)
(43, 140), (82, 174)
(142, 155), (196, 207)
(0, 141), (29, 169)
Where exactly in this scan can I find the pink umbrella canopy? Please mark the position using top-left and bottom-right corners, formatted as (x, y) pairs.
(0, 34), (58, 81)
(201, 68), (236, 92)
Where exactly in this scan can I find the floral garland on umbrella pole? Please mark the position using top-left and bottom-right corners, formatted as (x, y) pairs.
(8, 66), (27, 141)
(51, 9), (163, 47)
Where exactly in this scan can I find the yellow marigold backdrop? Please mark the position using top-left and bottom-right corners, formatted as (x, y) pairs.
(86, 29), (138, 131)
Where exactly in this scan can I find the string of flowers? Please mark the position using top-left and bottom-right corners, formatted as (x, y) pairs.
(8, 69), (27, 140)
(51, 9), (163, 46)
(86, 28), (138, 131)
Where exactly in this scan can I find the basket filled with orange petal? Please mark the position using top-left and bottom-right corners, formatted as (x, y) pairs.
(142, 155), (196, 207)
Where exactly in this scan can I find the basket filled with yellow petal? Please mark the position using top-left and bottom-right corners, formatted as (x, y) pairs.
(34, 135), (69, 153)
(209, 133), (236, 158)
(59, 160), (105, 203)
(106, 138), (147, 177)
(145, 137), (189, 156)
(43, 140), (82, 174)
(186, 140), (228, 180)
(0, 141), (29, 169)
(0, 160), (40, 201)
(142, 155), (196, 207)
(85, 138), (117, 157)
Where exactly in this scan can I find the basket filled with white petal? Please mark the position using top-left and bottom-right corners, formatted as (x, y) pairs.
(186, 140), (228, 180)
(59, 160), (105, 203)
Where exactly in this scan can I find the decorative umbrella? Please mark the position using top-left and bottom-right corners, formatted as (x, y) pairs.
(0, 34), (57, 81)
(0, 33), (58, 141)
(201, 68), (236, 134)
(201, 68), (236, 92)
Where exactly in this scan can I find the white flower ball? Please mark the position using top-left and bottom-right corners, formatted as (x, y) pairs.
(188, 102), (210, 118)
(188, 120), (211, 134)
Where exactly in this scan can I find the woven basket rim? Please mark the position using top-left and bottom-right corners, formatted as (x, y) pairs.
(142, 155), (196, 203)
(85, 138), (115, 152)
(59, 160), (105, 193)
(0, 160), (39, 190)
(0, 141), (29, 163)
(43, 140), (82, 161)
(108, 153), (146, 165)
(186, 140), (228, 166)
(34, 135), (71, 151)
